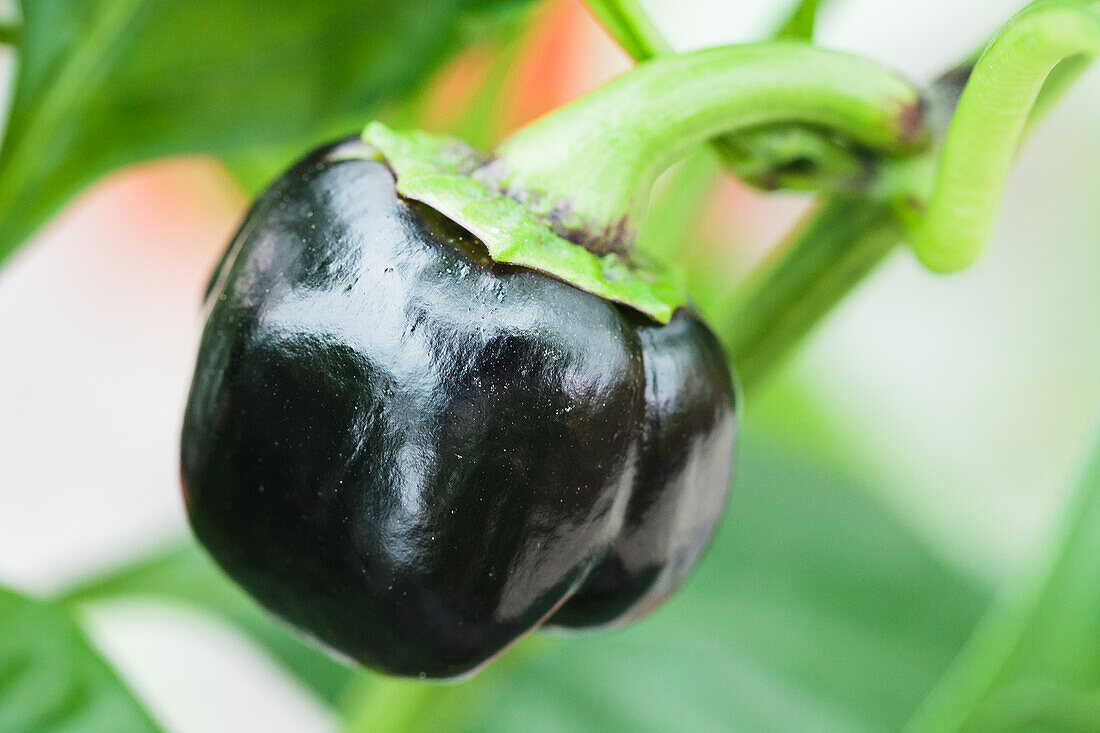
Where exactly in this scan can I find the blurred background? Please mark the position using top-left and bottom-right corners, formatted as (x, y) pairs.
(0, 0), (1097, 730)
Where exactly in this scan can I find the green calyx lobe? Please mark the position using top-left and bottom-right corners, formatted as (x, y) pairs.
(363, 121), (684, 323)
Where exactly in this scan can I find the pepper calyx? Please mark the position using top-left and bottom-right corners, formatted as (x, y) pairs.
(363, 121), (685, 323)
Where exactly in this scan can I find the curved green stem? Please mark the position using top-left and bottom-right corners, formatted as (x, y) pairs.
(720, 60), (975, 395)
(910, 0), (1100, 273)
(490, 43), (925, 253)
(583, 0), (864, 194)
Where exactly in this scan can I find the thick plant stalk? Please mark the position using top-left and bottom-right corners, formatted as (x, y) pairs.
(722, 198), (902, 396)
(491, 42), (924, 253)
(582, 0), (872, 194)
(911, 0), (1100, 272)
(720, 60), (970, 396)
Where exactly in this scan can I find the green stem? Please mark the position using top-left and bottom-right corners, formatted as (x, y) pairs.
(776, 0), (821, 40)
(585, 0), (869, 193)
(491, 43), (925, 252)
(720, 0), (1099, 393)
(722, 198), (902, 396)
(904, 416), (1100, 732)
(910, 0), (1100, 273)
(582, 0), (670, 58)
(716, 57), (981, 395)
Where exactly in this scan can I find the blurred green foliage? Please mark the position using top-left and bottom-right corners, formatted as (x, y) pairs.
(908, 418), (1100, 732)
(0, 0), (532, 266)
(0, 0), (1097, 730)
(65, 430), (989, 732)
(0, 587), (160, 732)
(59, 545), (355, 708)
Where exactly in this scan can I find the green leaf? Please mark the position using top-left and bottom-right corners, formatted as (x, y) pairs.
(0, 585), (161, 733)
(906, 416), (1100, 732)
(345, 433), (990, 732)
(0, 0), (532, 266)
(60, 544), (356, 708)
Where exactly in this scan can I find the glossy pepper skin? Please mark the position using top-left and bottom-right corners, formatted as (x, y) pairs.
(181, 139), (737, 679)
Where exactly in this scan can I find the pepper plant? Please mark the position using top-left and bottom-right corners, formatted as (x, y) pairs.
(0, 0), (1098, 731)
